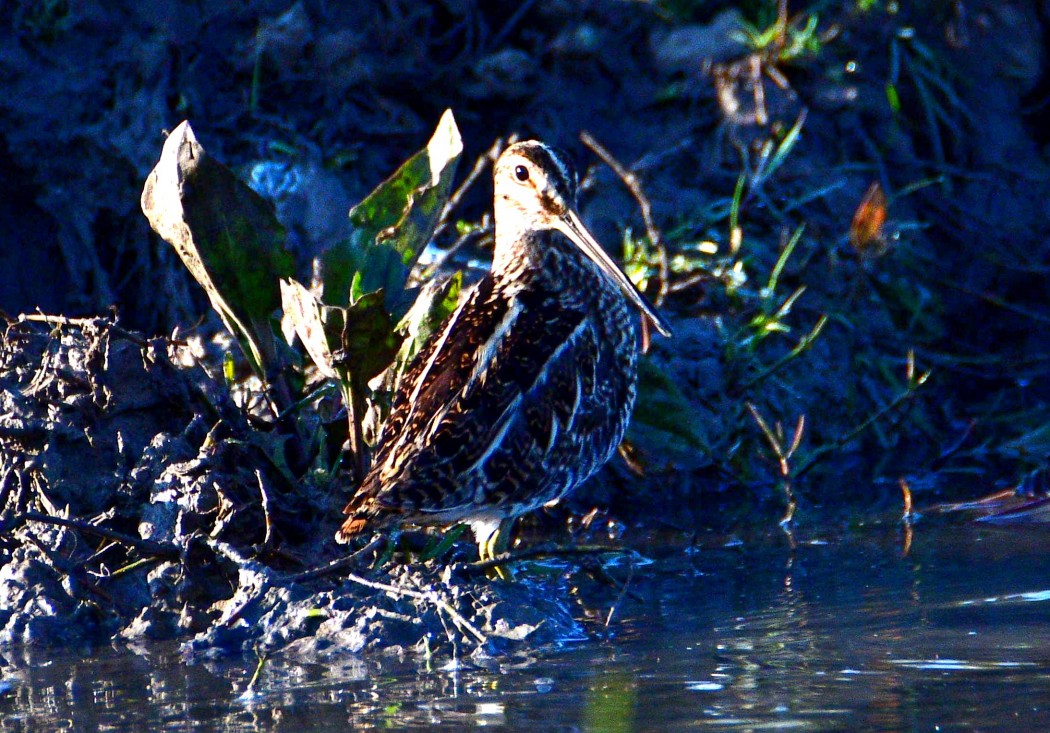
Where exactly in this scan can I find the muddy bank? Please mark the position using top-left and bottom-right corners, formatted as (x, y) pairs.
(0, 317), (618, 654)
(2, 1), (1050, 654)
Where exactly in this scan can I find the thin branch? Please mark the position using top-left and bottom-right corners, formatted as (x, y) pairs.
(20, 313), (148, 347)
(436, 137), (508, 234)
(0, 460), (18, 515)
(15, 511), (180, 559)
(747, 403), (799, 531)
(423, 137), (506, 279)
(487, 0), (537, 51)
(102, 556), (162, 580)
(666, 270), (714, 294)
(254, 469), (273, 552)
(285, 535), (386, 583)
(22, 533), (117, 605)
(747, 403), (787, 474)
(422, 225), (493, 280)
(786, 414), (806, 459)
(900, 477), (915, 523)
(580, 131), (670, 306)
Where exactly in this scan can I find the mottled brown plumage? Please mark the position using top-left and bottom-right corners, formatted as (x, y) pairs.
(336, 141), (671, 560)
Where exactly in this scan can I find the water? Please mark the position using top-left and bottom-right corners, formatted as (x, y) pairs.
(4, 523), (1050, 731)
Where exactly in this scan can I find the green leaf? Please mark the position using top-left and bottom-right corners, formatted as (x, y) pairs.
(755, 108), (807, 188)
(283, 276), (401, 392)
(339, 289), (399, 385)
(141, 121), (294, 377)
(349, 270), (365, 305)
(319, 109), (463, 318)
(418, 523), (469, 562)
(886, 82), (902, 115)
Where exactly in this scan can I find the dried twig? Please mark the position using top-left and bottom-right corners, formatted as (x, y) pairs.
(423, 136), (507, 278)
(580, 131), (670, 306)
(15, 511), (180, 559)
(345, 571), (487, 644)
(22, 533), (117, 604)
(666, 271), (713, 294)
(285, 535), (386, 584)
(488, 0), (537, 50)
(604, 559), (635, 629)
(254, 469), (273, 552)
(747, 404), (803, 478)
(207, 540), (276, 627)
(747, 404), (803, 538)
(20, 313), (147, 347)
(900, 477), (915, 523)
(794, 367), (931, 479)
(103, 556), (163, 580)
(0, 460), (18, 515)
(900, 477), (915, 557)
(422, 225), (493, 280)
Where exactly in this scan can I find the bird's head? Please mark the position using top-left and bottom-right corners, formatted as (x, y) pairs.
(494, 140), (578, 226)
(493, 140), (671, 338)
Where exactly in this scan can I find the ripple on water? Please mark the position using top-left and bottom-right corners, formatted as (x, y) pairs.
(4, 525), (1050, 731)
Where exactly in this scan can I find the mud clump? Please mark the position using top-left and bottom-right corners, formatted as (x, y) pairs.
(0, 317), (585, 657)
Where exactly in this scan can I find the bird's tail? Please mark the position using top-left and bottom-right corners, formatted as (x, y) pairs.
(334, 476), (386, 545)
(334, 515), (370, 544)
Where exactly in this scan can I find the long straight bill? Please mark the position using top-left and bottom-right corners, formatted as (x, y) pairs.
(557, 210), (673, 337)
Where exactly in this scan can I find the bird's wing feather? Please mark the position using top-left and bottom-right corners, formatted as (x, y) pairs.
(345, 274), (591, 517)
(375, 276), (501, 456)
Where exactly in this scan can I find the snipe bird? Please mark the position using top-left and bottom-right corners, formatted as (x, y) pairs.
(335, 140), (672, 562)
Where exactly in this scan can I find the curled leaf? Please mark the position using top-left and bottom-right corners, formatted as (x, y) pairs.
(850, 181), (888, 258)
(280, 279), (338, 380)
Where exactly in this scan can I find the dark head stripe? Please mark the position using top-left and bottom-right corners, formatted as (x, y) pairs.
(515, 141), (577, 203)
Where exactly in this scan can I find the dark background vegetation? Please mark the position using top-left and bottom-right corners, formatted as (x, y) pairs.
(3, 0), (1050, 525)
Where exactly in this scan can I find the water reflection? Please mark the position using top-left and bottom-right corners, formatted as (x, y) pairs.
(3, 525), (1050, 731)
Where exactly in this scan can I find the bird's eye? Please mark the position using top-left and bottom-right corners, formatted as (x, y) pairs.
(514, 165), (530, 182)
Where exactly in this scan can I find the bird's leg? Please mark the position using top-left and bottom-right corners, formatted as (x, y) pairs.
(480, 518), (516, 581)
(491, 517), (515, 557)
